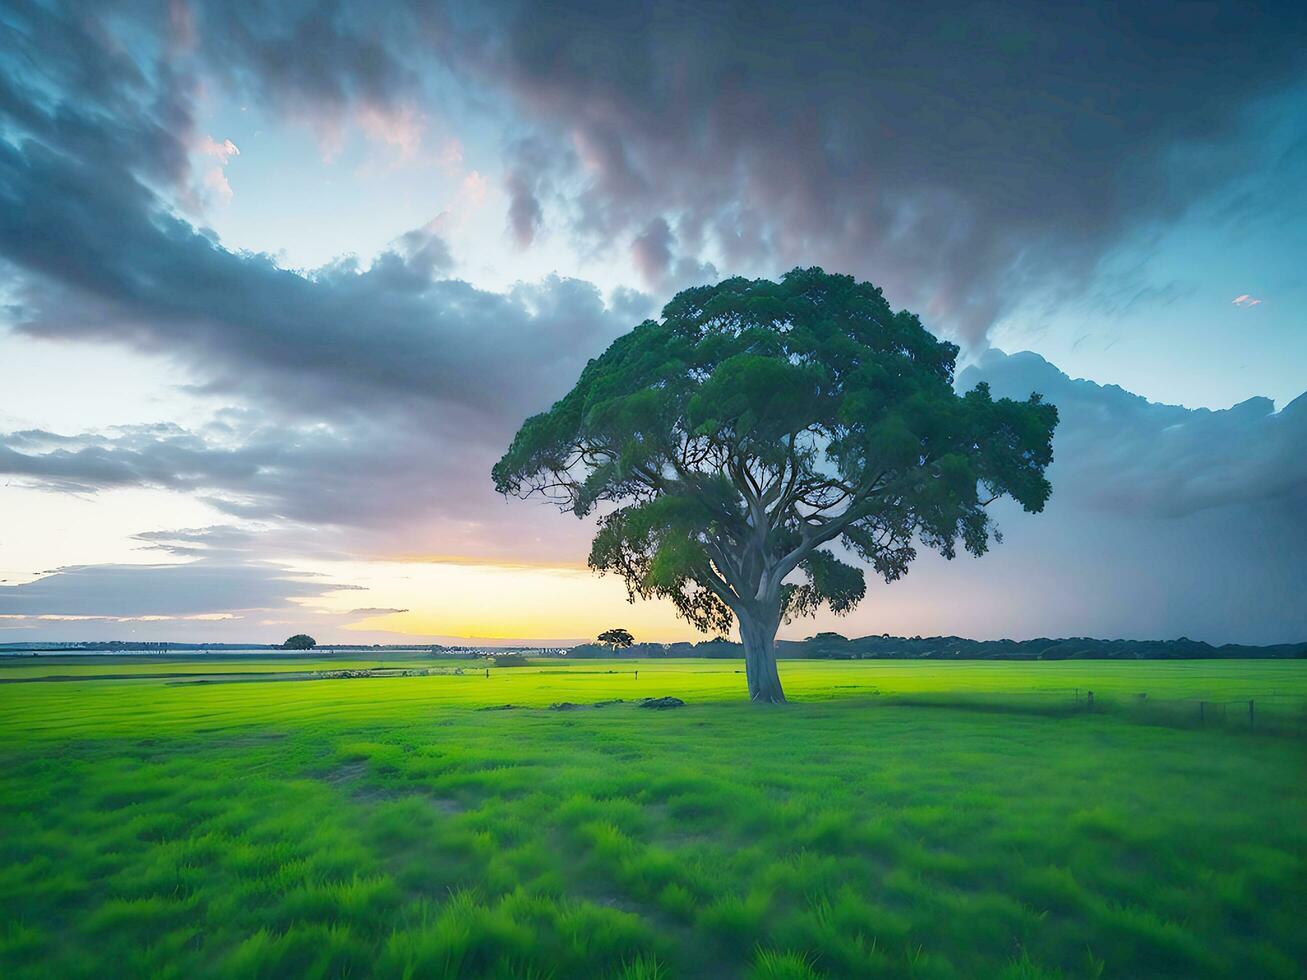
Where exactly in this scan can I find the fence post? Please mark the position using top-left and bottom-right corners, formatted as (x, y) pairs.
(1086, 690), (1094, 712)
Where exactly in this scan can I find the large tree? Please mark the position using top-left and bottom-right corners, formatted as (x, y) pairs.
(494, 269), (1057, 703)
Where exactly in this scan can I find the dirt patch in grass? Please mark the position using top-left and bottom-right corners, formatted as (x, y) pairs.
(322, 760), (369, 785)
(319, 762), (467, 814)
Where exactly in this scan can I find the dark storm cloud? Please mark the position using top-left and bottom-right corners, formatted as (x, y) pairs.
(0, 0), (630, 569)
(504, 137), (552, 248)
(629, 216), (719, 293)
(445, 0), (1307, 341)
(0, 0), (196, 186)
(505, 168), (544, 247)
(630, 217), (673, 286)
(0, 135), (619, 419)
(107, 0), (1305, 342)
(179, 0), (428, 119)
(0, 2), (625, 425)
(8, 0), (1306, 404)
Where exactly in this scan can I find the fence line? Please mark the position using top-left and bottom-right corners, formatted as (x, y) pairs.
(879, 688), (1306, 736)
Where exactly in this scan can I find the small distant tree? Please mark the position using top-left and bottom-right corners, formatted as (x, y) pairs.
(597, 628), (635, 651)
(282, 634), (317, 650)
(494, 269), (1057, 703)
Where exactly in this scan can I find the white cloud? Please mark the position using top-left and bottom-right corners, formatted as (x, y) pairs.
(356, 102), (426, 164)
(194, 135), (241, 203)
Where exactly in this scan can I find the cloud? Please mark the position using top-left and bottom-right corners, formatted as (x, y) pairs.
(0, 560), (338, 619)
(910, 350), (1307, 643)
(630, 217), (673, 287)
(356, 102), (425, 161)
(0, 413), (594, 565)
(960, 350), (1307, 518)
(193, 134), (240, 203)
(198, 137), (239, 162)
(0, 137), (621, 420)
(1232, 294), (1264, 307)
(506, 173), (544, 247)
(460, 170), (488, 207)
(785, 350), (1307, 645)
(185, 3), (427, 126)
(89, 0), (1299, 342)
(629, 216), (720, 293)
(131, 525), (264, 558)
(504, 137), (553, 248)
(349, 607), (409, 616)
(12, 1), (1306, 346)
(436, 1), (1307, 341)
(0, 8), (629, 570)
(378, 222), (456, 282)
(0, 556), (385, 643)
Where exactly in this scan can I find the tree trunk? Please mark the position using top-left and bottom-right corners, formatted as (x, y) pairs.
(738, 606), (786, 704)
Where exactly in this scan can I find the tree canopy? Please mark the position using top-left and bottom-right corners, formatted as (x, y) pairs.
(494, 268), (1057, 701)
(597, 628), (635, 649)
(282, 634), (317, 650)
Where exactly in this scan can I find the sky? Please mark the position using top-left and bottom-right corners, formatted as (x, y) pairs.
(0, 0), (1304, 646)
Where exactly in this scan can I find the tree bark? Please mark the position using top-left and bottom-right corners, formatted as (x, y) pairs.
(738, 605), (786, 704)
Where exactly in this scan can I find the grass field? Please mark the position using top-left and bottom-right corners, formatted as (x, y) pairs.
(2, 658), (1304, 978)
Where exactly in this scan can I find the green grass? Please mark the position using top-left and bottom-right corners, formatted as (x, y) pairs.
(2, 659), (1304, 978)
(0, 654), (450, 680)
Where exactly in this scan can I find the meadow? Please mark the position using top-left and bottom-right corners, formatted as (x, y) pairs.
(1, 657), (1303, 979)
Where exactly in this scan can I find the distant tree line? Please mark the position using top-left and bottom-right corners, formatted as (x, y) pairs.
(5, 635), (1301, 661)
(569, 640), (746, 660)
(565, 632), (1305, 661)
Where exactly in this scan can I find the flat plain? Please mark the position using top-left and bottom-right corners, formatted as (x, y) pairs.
(2, 657), (1303, 978)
